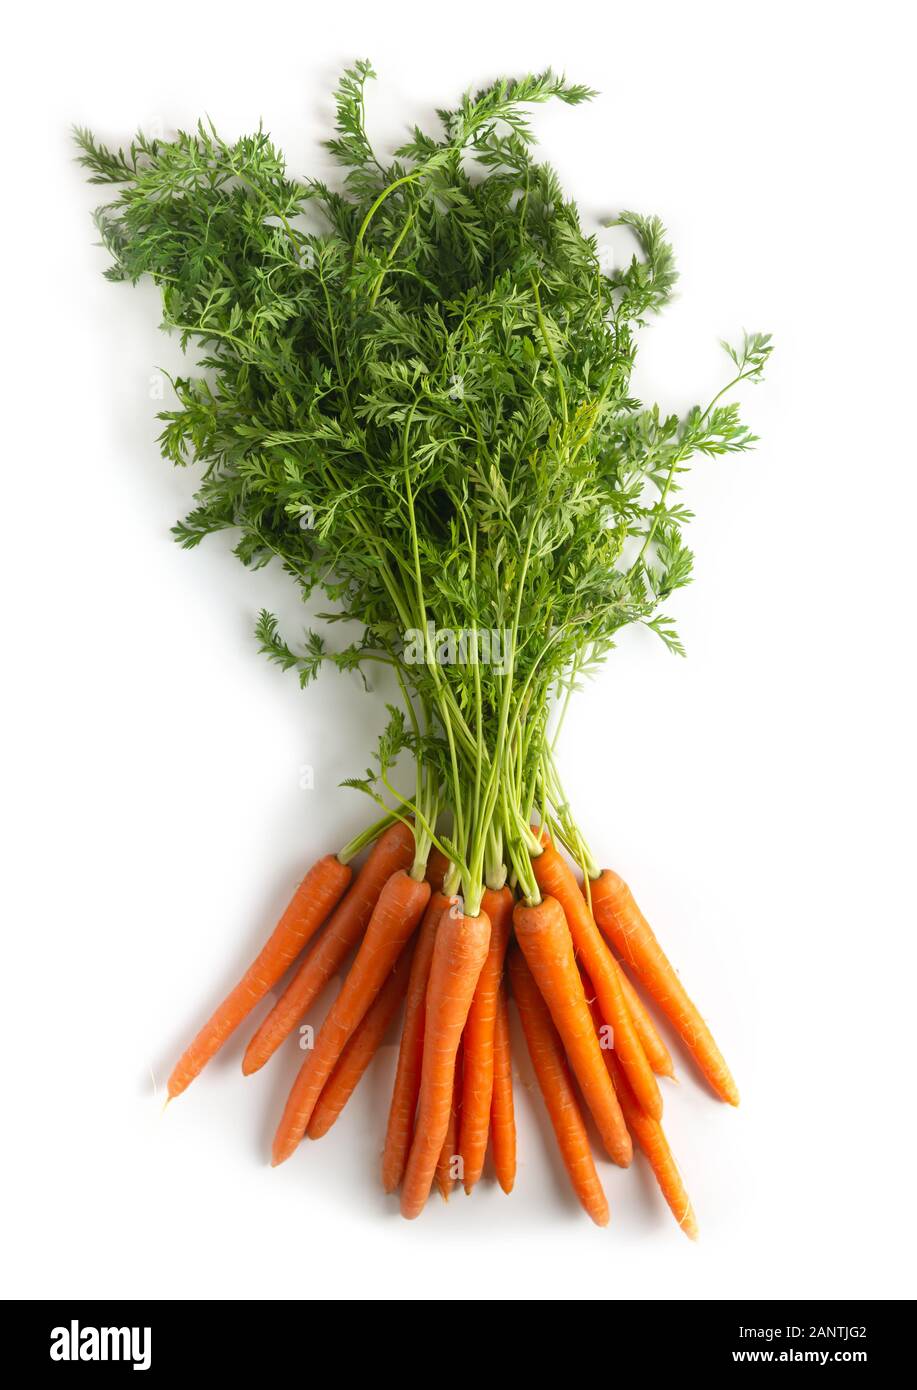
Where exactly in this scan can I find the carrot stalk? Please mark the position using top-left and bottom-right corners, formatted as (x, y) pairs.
(168, 852), (351, 1098)
(272, 869), (431, 1165)
(380, 890), (448, 1193)
(590, 869), (739, 1105)
(306, 942), (414, 1140)
(513, 895), (631, 1166)
(459, 885), (514, 1192)
(489, 982), (516, 1194)
(242, 821), (415, 1075)
(400, 907), (491, 1219)
(508, 948), (609, 1226)
(532, 841), (663, 1121)
(434, 1043), (463, 1200)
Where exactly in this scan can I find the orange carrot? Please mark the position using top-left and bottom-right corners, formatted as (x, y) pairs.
(489, 982), (516, 1194)
(272, 870), (431, 1165)
(424, 846), (451, 892)
(306, 942), (414, 1140)
(508, 947), (609, 1226)
(608, 1050), (698, 1239)
(590, 869), (739, 1105)
(579, 972), (695, 1235)
(578, 866), (673, 1077)
(532, 841), (663, 1122)
(613, 955), (675, 1079)
(168, 852), (351, 1098)
(513, 895), (631, 1167)
(242, 821), (415, 1075)
(459, 885), (514, 1192)
(434, 1043), (463, 1200)
(380, 890), (448, 1193)
(400, 907), (491, 1219)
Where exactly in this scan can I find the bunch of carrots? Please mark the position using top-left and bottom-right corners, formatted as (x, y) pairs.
(80, 64), (762, 1231)
(167, 816), (737, 1230)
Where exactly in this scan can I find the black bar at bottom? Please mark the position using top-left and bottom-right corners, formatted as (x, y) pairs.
(0, 1298), (910, 1372)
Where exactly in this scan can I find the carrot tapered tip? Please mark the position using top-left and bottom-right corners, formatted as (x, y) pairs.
(613, 1138), (634, 1167)
(681, 1208), (700, 1241)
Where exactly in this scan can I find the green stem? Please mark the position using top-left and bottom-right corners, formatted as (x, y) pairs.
(354, 172), (425, 259)
(337, 809), (399, 864)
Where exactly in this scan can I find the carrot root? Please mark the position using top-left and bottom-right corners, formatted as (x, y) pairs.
(434, 1044), (463, 1200)
(509, 948), (609, 1227)
(400, 907), (491, 1219)
(532, 842), (663, 1122)
(306, 942), (414, 1140)
(242, 822), (415, 1076)
(272, 869), (430, 1166)
(380, 891), (448, 1193)
(169, 853), (351, 1097)
(459, 885), (514, 1192)
(607, 1050), (699, 1240)
(513, 895), (632, 1167)
(489, 982), (516, 1194)
(591, 868), (739, 1106)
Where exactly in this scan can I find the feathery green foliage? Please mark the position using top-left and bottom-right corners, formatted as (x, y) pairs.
(78, 63), (770, 909)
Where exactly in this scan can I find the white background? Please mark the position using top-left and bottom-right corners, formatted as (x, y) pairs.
(3, 0), (915, 1302)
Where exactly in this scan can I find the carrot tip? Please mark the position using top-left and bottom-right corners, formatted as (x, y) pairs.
(681, 1216), (700, 1241)
(498, 1178), (515, 1195)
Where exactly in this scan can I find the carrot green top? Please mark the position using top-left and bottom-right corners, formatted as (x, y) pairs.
(77, 62), (770, 912)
